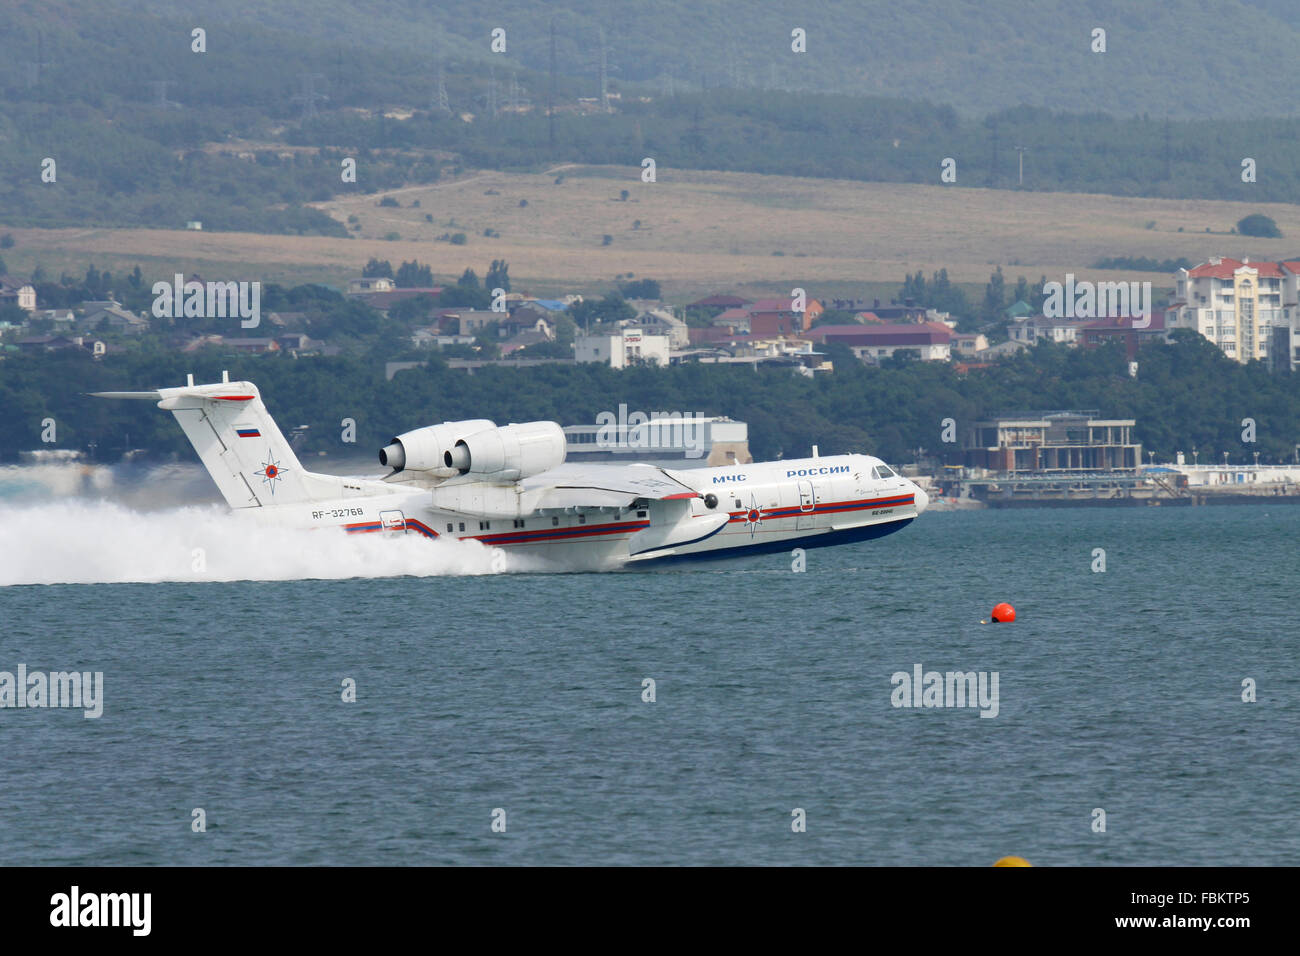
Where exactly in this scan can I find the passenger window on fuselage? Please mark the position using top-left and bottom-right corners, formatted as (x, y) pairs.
(552, 517), (560, 526)
(446, 523), (453, 533)
(458, 522), (465, 532)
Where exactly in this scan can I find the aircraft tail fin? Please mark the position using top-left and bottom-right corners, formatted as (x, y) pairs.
(95, 376), (343, 509)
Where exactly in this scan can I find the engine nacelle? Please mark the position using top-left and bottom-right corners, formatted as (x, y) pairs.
(378, 420), (494, 477)
(446, 421), (566, 480)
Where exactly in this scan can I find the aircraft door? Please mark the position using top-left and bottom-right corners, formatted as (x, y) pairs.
(379, 509), (407, 533)
(796, 479), (816, 529)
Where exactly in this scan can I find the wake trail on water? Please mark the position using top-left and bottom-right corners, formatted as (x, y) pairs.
(0, 500), (531, 586)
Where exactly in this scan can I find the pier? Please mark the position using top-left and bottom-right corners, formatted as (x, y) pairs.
(930, 466), (1300, 508)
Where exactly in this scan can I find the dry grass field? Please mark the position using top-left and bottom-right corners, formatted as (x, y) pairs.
(8, 165), (1300, 300)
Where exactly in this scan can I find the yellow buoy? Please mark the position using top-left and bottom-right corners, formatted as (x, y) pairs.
(992, 856), (1032, 867)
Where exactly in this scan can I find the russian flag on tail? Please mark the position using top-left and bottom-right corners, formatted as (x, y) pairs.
(236, 428), (261, 438)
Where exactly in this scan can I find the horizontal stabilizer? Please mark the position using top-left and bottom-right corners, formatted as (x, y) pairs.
(95, 377), (383, 510)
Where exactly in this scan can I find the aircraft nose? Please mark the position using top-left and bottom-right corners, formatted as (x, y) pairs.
(913, 483), (930, 513)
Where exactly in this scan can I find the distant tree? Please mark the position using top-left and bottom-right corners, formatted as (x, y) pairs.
(1030, 274), (1049, 313)
(681, 306), (717, 328)
(900, 270), (926, 303)
(569, 294), (635, 332)
(449, 233), (467, 245)
(982, 266), (1007, 320)
(119, 264), (153, 312)
(485, 259), (510, 292)
(378, 196), (400, 207)
(1011, 275), (1031, 305)
(550, 312), (578, 346)
(1094, 256), (1194, 272)
(899, 267), (969, 321)
(458, 268), (480, 288)
(388, 294), (438, 324)
(1237, 214), (1281, 238)
(619, 189), (630, 201)
(395, 260), (433, 287)
(0, 256), (7, 276)
(0, 234), (13, 249)
(438, 285), (491, 309)
(363, 258), (394, 278)
(820, 341), (862, 373)
(601, 234), (613, 246)
(618, 278), (660, 299)
(474, 322), (501, 358)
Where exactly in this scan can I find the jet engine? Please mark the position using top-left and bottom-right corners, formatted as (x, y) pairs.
(379, 420), (565, 481)
(378, 420), (494, 477)
(445, 421), (566, 480)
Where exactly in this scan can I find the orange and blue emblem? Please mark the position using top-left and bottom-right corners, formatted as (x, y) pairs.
(256, 453), (287, 493)
(742, 493), (764, 537)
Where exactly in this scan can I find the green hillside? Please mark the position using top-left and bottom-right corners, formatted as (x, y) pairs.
(100, 0), (1300, 119)
(5, 0), (1300, 238)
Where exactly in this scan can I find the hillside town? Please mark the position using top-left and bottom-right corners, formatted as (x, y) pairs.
(5, 255), (1300, 376)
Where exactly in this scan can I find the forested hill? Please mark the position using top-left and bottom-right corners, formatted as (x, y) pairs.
(2, 333), (1296, 466)
(96, 0), (1300, 118)
(6, 1), (1300, 236)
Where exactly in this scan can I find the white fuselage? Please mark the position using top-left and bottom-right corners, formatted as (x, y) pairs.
(99, 378), (927, 571)
(250, 453), (928, 569)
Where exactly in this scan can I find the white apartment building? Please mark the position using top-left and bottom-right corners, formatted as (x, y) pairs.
(1007, 315), (1093, 345)
(563, 417), (752, 467)
(1168, 257), (1290, 364)
(347, 276), (396, 294)
(629, 309), (690, 348)
(0, 277), (37, 312)
(575, 327), (670, 368)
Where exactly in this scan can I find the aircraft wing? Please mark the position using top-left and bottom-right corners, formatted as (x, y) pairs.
(519, 463), (701, 510)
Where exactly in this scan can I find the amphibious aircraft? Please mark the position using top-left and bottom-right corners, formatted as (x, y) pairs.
(95, 375), (928, 568)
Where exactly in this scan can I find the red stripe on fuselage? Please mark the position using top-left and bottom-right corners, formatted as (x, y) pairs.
(469, 518), (651, 546)
(340, 517), (648, 545)
(729, 493), (914, 522)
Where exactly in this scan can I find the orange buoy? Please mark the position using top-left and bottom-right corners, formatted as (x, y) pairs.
(990, 602), (1016, 623)
(993, 855), (1032, 867)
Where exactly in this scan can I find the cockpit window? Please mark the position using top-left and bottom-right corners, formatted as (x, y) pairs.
(874, 464), (896, 479)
